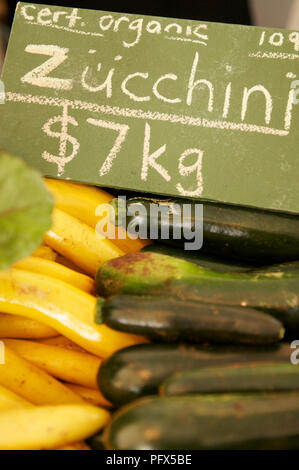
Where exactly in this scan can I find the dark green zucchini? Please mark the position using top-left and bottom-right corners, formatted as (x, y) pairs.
(99, 295), (284, 345)
(87, 433), (106, 450)
(111, 196), (299, 264)
(103, 393), (299, 450)
(160, 363), (299, 396)
(251, 261), (299, 274)
(96, 252), (299, 333)
(97, 343), (291, 406)
(142, 243), (252, 272)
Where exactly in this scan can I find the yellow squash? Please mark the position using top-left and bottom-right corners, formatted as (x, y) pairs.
(44, 208), (125, 276)
(0, 269), (146, 357)
(4, 339), (101, 389)
(39, 335), (86, 353)
(0, 384), (90, 450)
(0, 346), (84, 405)
(32, 245), (57, 262)
(66, 383), (112, 408)
(0, 385), (33, 410)
(0, 313), (57, 339)
(55, 254), (87, 274)
(45, 178), (150, 253)
(0, 404), (110, 450)
(56, 441), (91, 450)
(14, 256), (95, 294)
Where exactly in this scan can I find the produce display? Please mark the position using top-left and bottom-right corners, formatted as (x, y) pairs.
(1, 151), (299, 450)
(102, 393), (299, 450)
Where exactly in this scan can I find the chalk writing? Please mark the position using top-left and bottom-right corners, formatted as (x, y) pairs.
(5, 92), (289, 137)
(19, 4), (209, 48)
(86, 118), (130, 176)
(2, 3), (299, 214)
(20, 46), (297, 132)
(259, 30), (299, 51)
(42, 103), (80, 175)
(21, 44), (72, 90)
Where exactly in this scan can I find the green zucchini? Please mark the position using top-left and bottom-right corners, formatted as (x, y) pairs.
(100, 295), (284, 345)
(87, 433), (106, 450)
(160, 363), (299, 396)
(103, 393), (299, 450)
(97, 343), (291, 406)
(111, 196), (299, 264)
(251, 261), (299, 274)
(142, 243), (252, 272)
(96, 252), (299, 333)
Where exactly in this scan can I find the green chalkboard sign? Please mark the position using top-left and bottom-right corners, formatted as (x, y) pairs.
(1, 3), (299, 213)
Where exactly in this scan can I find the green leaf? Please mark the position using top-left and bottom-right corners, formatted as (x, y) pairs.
(0, 151), (54, 270)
